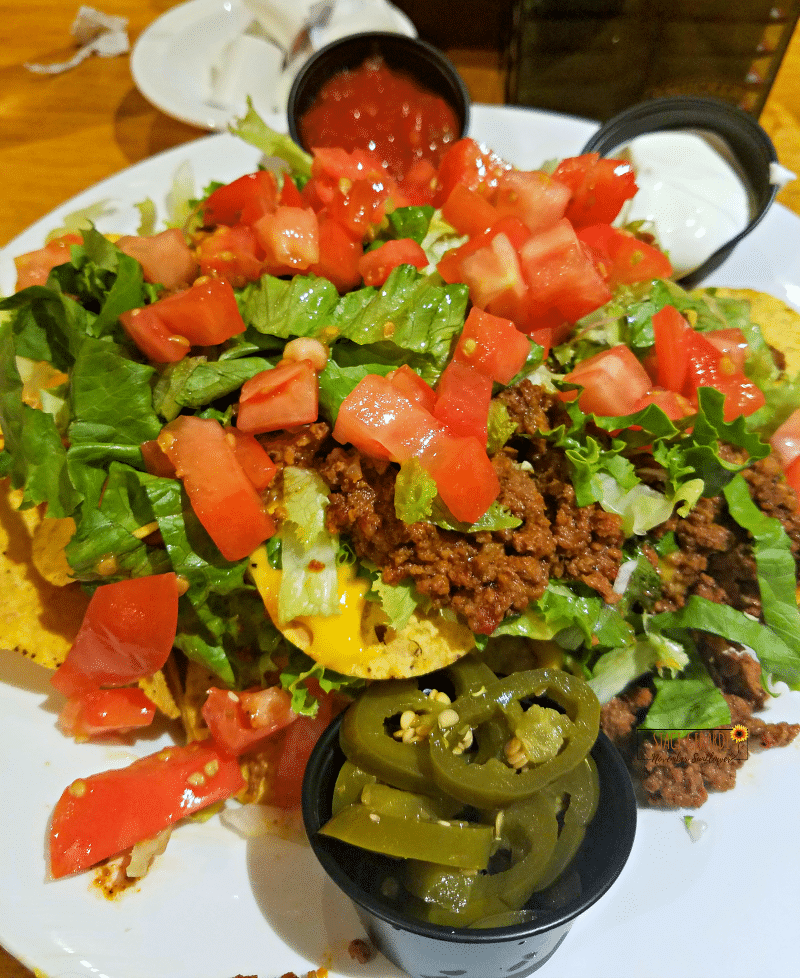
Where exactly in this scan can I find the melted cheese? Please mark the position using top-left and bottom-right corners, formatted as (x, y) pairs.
(248, 545), (475, 679)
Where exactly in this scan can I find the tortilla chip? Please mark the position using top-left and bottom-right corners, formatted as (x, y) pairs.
(713, 287), (800, 376)
(0, 478), (89, 668)
(138, 667), (181, 721)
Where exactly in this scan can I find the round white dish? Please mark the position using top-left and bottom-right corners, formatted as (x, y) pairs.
(130, 0), (417, 132)
(1, 104), (799, 978)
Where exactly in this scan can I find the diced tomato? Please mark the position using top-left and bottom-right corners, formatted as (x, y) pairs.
(553, 154), (638, 229)
(334, 374), (500, 523)
(153, 278), (247, 346)
(333, 374), (442, 461)
(159, 415), (276, 561)
(224, 427), (277, 490)
(433, 138), (511, 206)
(785, 455), (800, 502)
(453, 307), (532, 384)
(577, 224), (673, 285)
(14, 233), (82, 290)
(196, 224), (264, 284)
(116, 229), (198, 290)
(460, 232), (528, 312)
(51, 574), (180, 699)
(493, 169), (571, 235)
(202, 170), (279, 226)
(420, 432), (500, 525)
(57, 688), (156, 739)
(279, 174), (304, 208)
(441, 182), (500, 237)
(433, 360), (493, 443)
(437, 215), (530, 285)
(651, 306), (692, 393)
(630, 388), (693, 421)
(140, 438), (177, 478)
(387, 364), (437, 413)
(327, 177), (390, 238)
(49, 740), (245, 878)
(563, 345), (652, 416)
(309, 211), (363, 292)
(771, 408), (800, 469)
(202, 686), (297, 756)
(398, 159), (438, 206)
(269, 687), (344, 808)
(358, 238), (428, 287)
(517, 219), (612, 322)
(120, 305), (191, 363)
(255, 206), (320, 271)
(236, 360), (319, 434)
(684, 330), (766, 419)
(703, 327), (750, 373)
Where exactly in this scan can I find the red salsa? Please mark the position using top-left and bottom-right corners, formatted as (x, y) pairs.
(299, 56), (461, 190)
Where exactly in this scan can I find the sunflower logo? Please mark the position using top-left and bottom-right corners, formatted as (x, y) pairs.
(730, 723), (749, 743)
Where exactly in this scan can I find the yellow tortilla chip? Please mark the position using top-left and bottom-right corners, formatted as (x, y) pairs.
(0, 478), (89, 668)
(713, 287), (800, 376)
(31, 514), (78, 586)
(248, 547), (475, 680)
(138, 667), (181, 721)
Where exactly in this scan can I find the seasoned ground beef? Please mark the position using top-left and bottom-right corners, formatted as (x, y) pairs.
(258, 381), (799, 806)
(318, 446), (625, 635)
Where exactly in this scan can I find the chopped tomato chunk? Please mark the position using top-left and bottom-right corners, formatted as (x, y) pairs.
(159, 416), (276, 561)
(433, 360), (493, 443)
(51, 574), (180, 699)
(441, 182), (500, 237)
(771, 408), (800, 469)
(387, 364), (437, 413)
(255, 206), (320, 271)
(120, 305), (191, 364)
(14, 234), (82, 290)
(358, 238), (428, 287)
(116, 229), (198, 290)
(57, 688), (156, 739)
(150, 278), (247, 346)
(453, 307), (531, 384)
(49, 740), (245, 878)
(237, 360), (319, 434)
(224, 427), (278, 490)
(202, 170), (279, 226)
(577, 224), (672, 285)
(563, 345), (652, 416)
(202, 686), (296, 756)
(493, 169), (571, 235)
(553, 154), (638, 228)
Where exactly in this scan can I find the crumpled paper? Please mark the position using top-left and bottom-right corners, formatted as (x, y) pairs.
(25, 6), (129, 75)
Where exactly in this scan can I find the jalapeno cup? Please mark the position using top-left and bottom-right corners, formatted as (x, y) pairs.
(302, 707), (637, 978)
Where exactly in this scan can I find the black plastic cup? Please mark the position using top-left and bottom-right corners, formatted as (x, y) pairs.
(302, 714), (637, 978)
(581, 95), (781, 286)
(286, 32), (470, 152)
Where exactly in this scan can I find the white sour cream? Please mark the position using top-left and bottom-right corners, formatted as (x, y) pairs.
(617, 131), (752, 278)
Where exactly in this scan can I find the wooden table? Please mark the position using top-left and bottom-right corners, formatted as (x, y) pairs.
(1, 3), (800, 976)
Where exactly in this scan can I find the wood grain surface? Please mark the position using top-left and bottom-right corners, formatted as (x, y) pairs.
(1, 4), (800, 976)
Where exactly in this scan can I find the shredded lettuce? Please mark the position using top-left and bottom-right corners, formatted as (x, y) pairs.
(277, 467), (340, 623)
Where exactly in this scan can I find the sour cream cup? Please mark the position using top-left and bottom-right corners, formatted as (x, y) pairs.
(302, 714), (637, 978)
(580, 96), (790, 286)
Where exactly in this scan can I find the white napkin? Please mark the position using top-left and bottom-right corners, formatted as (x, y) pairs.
(25, 6), (129, 75)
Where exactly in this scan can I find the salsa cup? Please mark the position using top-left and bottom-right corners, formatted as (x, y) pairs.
(302, 712), (637, 978)
(286, 31), (470, 153)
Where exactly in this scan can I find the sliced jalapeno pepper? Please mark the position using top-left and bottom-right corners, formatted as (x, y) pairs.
(428, 668), (600, 808)
(320, 805), (495, 870)
(339, 679), (449, 795)
(331, 761), (377, 815)
(533, 755), (600, 893)
(360, 782), (462, 821)
(403, 791), (559, 926)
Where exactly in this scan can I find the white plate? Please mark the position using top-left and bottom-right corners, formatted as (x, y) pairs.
(130, 0), (417, 132)
(1, 104), (800, 978)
